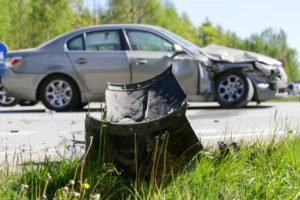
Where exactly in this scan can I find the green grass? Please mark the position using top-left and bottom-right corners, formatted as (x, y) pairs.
(268, 96), (300, 102)
(165, 135), (300, 199)
(1, 133), (300, 199)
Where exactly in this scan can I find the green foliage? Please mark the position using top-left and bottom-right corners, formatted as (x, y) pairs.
(2, 134), (300, 199)
(0, 156), (123, 199)
(102, 0), (160, 24)
(0, 0), (29, 49)
(245, 28), (300, 81)
(19, 158), (79, 199)
(72, 0), (94, 27)
(164, 134), (300, 199)
(0, 0), (74, 49)
(26, 0), (74, 46)
(0, 171), (19, 199)
(198, 19), (244, 48)
(268, 96), (300, 102)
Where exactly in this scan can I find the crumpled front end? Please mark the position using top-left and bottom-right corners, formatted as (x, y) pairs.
(249, 62), (288, 101)
(201, 44), (289, 102)
(201, 44), (283, 66)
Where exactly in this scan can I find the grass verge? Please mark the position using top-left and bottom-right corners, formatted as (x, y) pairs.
(1, 133), (300, 199)
(268, 96), (300, 102)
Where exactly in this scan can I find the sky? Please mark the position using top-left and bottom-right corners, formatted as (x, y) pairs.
(85, 0), (300, 54)
(172, 0), (300, 53)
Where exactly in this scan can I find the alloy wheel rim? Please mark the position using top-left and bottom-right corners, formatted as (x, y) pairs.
(218, 75), (245, 102)
(45, 80), (72, 108)
(0, 95), (15, 105)
(0, 86), (15, 105)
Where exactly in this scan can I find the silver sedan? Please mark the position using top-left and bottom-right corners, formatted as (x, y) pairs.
(2, 24), (288, 111)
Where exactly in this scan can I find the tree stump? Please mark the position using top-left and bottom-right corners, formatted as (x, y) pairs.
(85, 66), (202, 178)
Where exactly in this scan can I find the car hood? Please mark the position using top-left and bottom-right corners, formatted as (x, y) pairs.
(201, 45), (282, 66)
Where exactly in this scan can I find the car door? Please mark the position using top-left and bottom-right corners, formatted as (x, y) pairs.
(67, 29), (130, 94)
(124, 29), (199, 96)
(124, 29), (174, 83)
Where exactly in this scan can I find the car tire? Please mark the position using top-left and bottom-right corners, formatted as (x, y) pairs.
(76, 103), (88, 110)
(39, 75), (79, 111)
(0, 84), (19, 107)
(19, 100), (38, 106)
(0, 96), (19, 107)
(215, 72), (254, 108)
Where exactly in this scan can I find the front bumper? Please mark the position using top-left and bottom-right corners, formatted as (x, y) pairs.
(247, 63), (288, 101)
(2, 69), (42, 101)
(250, 74), (288, 101)
(255, 83), (288, 101)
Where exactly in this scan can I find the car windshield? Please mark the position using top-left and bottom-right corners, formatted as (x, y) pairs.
(159, 28), (202, 53)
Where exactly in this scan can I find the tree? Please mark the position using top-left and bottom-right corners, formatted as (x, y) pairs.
(102, 0), (160, 24)
(0, 0), (10, 44)
(26, 0), (75, 47)
(72, 0), (94, 26)
(246, 28), (300, 81)
(0, 0), (28, 49)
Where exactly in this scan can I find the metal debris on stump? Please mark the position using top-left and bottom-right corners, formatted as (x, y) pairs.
(85, 66), (202, 177)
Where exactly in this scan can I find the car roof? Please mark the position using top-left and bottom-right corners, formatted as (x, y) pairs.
(38, 24), (164, 50)
(73, 24), (162, 32)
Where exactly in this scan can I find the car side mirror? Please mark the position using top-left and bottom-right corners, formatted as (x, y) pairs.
(172, 44), (183, 52)
(171, 44), (186, 58)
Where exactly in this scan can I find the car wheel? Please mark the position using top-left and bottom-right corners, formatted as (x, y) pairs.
(39, 75), (79, 111)
(19, 100), (38, 106)
(76, 103), (88, 110)
(0, 95), (18, 107)
(0, 84), (19, 106)
(215, 72), (254, 108)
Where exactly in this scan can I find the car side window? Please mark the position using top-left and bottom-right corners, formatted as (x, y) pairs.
(67, 35), (84, 51)
(85, 31), (122, 51)
(126, 30), (173, 52)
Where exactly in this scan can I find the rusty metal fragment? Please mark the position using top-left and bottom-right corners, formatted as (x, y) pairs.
(85, 67), (202, 177)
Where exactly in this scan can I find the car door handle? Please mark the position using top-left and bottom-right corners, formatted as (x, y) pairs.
(136, 59), (148, 65)
(75, 58), (87, 64)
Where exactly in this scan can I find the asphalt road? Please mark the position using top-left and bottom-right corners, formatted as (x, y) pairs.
(0, 102), (299, 163)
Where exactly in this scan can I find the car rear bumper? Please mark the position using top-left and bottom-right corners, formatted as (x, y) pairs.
(2, 69), (42, 101)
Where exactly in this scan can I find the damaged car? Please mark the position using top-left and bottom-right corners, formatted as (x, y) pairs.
(2, 24), (288, 111)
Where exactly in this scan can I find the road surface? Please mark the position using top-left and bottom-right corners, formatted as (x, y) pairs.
(0, 102), (299, 163)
